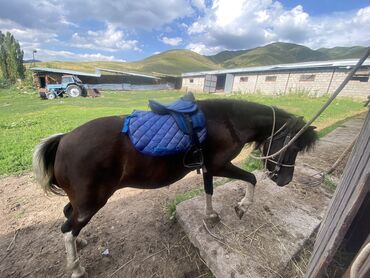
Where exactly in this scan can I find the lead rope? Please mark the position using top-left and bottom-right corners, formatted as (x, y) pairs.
(264, 106), (276, 169)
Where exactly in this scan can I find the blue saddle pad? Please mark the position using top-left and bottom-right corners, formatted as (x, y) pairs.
(122, 110), (207, 156)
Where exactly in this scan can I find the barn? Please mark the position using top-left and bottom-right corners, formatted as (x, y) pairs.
(31, 67), (179, 95)
(181, 59), (370, 98)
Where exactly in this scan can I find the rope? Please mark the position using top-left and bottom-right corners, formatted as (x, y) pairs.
(250, 47), (370, 160)
(264, 106), (276, 168)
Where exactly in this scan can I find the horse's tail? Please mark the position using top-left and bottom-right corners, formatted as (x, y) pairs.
(32, 133), (65, 196)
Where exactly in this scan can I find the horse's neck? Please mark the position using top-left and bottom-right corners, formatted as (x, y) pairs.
(232, 110), (284, 145)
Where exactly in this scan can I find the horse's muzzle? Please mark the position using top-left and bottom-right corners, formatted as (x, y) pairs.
(268, 172), (291, 186)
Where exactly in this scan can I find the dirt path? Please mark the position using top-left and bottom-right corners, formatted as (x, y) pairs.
(0, 114), (365, 278)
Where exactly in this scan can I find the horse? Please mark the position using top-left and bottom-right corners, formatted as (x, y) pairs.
(33, 98), (317, 278)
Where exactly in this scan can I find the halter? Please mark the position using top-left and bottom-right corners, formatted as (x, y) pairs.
(251, 106), (295, 177)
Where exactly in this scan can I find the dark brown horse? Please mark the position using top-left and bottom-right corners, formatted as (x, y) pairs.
(33, 98), (317, 278)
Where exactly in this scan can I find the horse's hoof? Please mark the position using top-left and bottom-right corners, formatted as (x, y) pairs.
(76, 238), (88, 249)
(205, 213), (220, 224)
(234, 205), (245, 219)
(71, 266), (87, 278)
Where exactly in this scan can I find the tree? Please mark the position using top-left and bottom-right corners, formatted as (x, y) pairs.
(0, 31), (25, 82)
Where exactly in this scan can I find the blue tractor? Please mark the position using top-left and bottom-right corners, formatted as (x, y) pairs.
(46, 75), (86, 99)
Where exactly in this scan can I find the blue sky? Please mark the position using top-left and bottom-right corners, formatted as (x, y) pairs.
(0, 0), (369, 62)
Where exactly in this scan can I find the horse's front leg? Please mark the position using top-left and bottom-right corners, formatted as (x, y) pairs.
(215, 163), (257, 219)
(203, 172), (220, 222)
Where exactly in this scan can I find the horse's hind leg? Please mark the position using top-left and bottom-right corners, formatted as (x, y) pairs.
(63, 203), (87, 249)
(61, 193), (109, 278)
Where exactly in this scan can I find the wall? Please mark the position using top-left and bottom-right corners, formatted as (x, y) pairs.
(232, 68), (370, 98)
(182, 76), (205, 92)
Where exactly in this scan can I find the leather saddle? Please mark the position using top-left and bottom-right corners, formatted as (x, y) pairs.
(148, 92), (203, 135)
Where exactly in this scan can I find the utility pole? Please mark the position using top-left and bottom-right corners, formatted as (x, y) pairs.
(32, 50), (37, 67)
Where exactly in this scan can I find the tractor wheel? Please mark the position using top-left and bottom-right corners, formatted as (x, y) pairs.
(47, 92), (56, 100)
(66, 85), (82, 97)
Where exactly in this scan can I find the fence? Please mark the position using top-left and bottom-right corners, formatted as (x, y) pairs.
(305, 110), (370, 277)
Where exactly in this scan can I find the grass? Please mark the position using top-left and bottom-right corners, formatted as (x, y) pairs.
(0, 87), (365, 176)
(323, 175), (338, 193)
(167, 187), (205, 220)
(242, 150), (264, 172)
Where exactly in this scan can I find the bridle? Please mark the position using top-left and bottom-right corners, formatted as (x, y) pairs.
(251, 106), (295, 178)
(264, 128), (295, 178)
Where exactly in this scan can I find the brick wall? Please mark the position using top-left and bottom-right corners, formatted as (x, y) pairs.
(182, 77), (205, 92)
(232, 68), (370, 98)
(182, 68), (370, 98)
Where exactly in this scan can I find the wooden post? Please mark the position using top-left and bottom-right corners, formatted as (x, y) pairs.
(305, 110), (370, 277)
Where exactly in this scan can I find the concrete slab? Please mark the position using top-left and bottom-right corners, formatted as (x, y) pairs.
(176, 114), (365, 278)
(177, 173), (329, 278)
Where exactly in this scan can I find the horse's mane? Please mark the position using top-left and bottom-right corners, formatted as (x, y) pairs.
(198, 99), (318, 151)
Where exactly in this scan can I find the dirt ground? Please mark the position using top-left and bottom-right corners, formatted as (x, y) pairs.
(0, 172), (220, 278)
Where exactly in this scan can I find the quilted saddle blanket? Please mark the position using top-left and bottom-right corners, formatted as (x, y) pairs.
(122, 110), (207, 156)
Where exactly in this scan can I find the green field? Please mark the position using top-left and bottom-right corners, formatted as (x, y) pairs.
(0, 88), (366, 176)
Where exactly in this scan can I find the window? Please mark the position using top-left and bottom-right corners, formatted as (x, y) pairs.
(351, 76), (369, 82)
(189, 78), (194, 83)
(265, 76), (277, 82)
(240, 76), (248, 82)
(300, 74), (316, 81)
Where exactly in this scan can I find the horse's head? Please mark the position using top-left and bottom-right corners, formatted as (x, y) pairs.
(262, 117), (317, 186)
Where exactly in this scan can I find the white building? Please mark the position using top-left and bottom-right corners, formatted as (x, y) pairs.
(181, 59), (370, 98)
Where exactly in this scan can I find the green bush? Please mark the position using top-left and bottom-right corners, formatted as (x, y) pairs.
(0, 78), (11, 89)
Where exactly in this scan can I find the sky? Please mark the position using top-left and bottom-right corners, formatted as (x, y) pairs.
(0, 0), (369, 62)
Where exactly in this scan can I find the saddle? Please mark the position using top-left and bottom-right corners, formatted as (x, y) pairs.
(122, 93), (207, 170)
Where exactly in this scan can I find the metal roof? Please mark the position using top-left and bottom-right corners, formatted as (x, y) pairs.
(181, 59), (370, 77)
(97, 68), (160, 79)
(31, 67), (101, 77)
(31, 67), (161, 79)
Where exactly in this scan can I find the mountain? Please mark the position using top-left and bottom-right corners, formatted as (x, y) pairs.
(206, 50), (249, 64)
(217, 42), (329, 68)
(32, 49), (220, 76)
(207, 42), (367, 68)
(317, 46), (367, 59)
(30, 43), (367, 76)
(133, 49), (221, 74)
(23, 59), (41, 63)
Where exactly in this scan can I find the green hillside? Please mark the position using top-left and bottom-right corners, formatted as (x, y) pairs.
(30, 43), (367, 75)
(206, 49), (249, 64)
(317, 46), (367, 59)
(134, 49), (221, 74)
(33, 49), (220, 76)
(221, 42), (328, 68)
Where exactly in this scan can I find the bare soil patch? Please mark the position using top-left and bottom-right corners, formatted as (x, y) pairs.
(0, 173), (222, 278)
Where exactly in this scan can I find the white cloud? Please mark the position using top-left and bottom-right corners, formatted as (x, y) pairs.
(0, 18), (59, 59)
(191, 0), (206, 11)
(71, 23), (139, 52)
(35, 49), (125, 62)
(160, 36), (183, 46)
(186, 0), (370, 54)
(186, 42), (223, 55)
